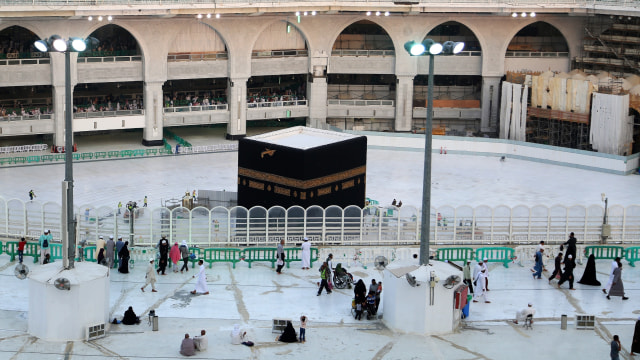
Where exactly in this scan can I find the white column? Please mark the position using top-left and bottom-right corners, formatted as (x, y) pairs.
(481, 76), (501, 133)
(226, 77), (248, 140)
(394, 75), (415, 132)
(307, 75), (327, 128)
(142, 81), (164, 146)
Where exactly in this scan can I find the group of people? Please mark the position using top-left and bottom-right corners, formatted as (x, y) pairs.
(276, 317), (307, 343)
(180, 330), (208, 356)
(462, 257), (491, 303)
(353, 279), (382, 320)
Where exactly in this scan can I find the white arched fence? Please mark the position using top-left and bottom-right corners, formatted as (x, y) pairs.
(0, 196), (639, 247)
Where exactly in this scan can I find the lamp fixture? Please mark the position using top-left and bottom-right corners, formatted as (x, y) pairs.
(384, 11), (390, 16)
(304, 11), (308, 16)
(366, 11), (371, 16)
(295, 11), (300, 16)
(107, 15), (112, 21)
(216, 13), (220, 19)
(98, 15), (103, 21)
(530, 12), (536, 17)
(311, 11), (316, 16)
(88, 16), (93, 21)
(206, 13), (211, 18)
(197, 14), (203, 19)
(521, 12), (527, 17)
(512, 12), (518, 17)
(376, 11), (381, 16)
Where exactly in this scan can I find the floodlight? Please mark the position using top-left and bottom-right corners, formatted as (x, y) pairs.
(34, 40), (48, 52)
(404, 41), (425, 56)
(107, 15), (112, 21)
(442, 41), (464, 55)
(215, 14), (220, 18)
(312, 11), (316, 16)
(530, 12), (536, 17)
(70, 37), (87, 52)
(384, 11), (390, 16)
(98, 15), (103, 21)
(50, 35), (67, 52)
(88, 16), (93, 21)
(422, 39), (442, 55)
(512, 12), (518, 17)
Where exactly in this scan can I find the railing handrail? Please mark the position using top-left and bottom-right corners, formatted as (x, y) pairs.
(252, 49), (308, 58)
(327, 99), (394, 106)
(331, 49), (396, 57)
(247, 99), (307, 108)
(163, 104), (229, 113)
(77, 55), (142, 63)
(167, 52), (228, 61)
(72, 109), (144, 118)
(0, 114), (53, 121)
(505, 51), (570, 57)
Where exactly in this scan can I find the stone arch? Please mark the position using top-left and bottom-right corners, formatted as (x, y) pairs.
(167, 21), (228, 56)
(84, 23), (144, 57)
(504, 21), (569, 54)
(330, 19), (396, 54)
(425, 20), (483, 52)
(0, 25), (42, 55)
(252, 19), (310, 53)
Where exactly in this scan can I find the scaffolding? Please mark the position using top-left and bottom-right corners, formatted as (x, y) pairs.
(526, 107), (591, 150)
(575, 15), (640, 76)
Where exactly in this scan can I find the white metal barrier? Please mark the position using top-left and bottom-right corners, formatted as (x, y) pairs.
(1, 197), (638, 248)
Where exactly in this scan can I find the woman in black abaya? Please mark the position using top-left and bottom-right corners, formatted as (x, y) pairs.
(118, 241), (130, 274)
(578, 254), (601, 286)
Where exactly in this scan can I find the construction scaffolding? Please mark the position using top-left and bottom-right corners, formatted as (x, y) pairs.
(526, 107), (591, 149)
(575, 15), (640, 76)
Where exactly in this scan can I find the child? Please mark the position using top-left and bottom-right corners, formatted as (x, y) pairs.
(43, 253), (50, 264)
(355, 302), (363, 320)
(299, 315), (307, 343)
(18, 237), (27, 264)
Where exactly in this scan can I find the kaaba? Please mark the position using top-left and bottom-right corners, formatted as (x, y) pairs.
(237, 126), (367, 209)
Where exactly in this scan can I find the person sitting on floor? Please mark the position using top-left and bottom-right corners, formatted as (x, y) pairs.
(276, 321), (298, 343)
(180, 333), (196, 356)
(121, 306), (140, 325)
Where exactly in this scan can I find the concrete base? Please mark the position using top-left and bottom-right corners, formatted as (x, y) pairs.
(226, 133), (245, 140)
(28, 262), (110, 341)
(142, 139), (164, 147)
(383, 260), (463, 335)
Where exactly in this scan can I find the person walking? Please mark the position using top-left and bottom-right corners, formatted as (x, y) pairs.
(481, 257), (490, 291)
(532, 248), (544, 279)
(170, 242), (181, 273)
(607, 260), (629, 300)
(611, 335), (621, 360)
(117, 241), (130, 274)
(300, 237), (311, 270)
(96, 236), (105, 254)
(463, 260), (474, 293)
(603, 257), (620, 294)
(548, 252), (563, 284)
(179, 240), (189, 273)
(141, 259), (157, 292)
(557, 254), (576, 290)
(191, 259), (209, 295)
(473, 259), (483, 288)
(317, 262), (332, 296)
(117, 201), (122, 215)
(157, 237), (169, 275)
(473, 268), (490, 303)
(38, 229), (51, 264)
(631, 316), (640, 356)
(143, 195), (148, 207)
(29, 190), (36, 201)
(276, 239), (285, 274)
(578, 254), (601, 286)
(105, 235), (115, 268)
(562, 232), (577, 263)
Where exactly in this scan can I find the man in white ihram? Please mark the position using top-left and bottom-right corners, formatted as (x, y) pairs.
(514, 303), (535, 324)
(473, 268), (490, 303)
(191, 259), (210, 295)
(301, 237), (311, 270)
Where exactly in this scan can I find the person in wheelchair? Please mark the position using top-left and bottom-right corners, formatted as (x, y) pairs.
(333, 263), (354, 289)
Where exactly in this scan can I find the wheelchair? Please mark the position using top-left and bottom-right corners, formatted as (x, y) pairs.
(332, 263), (354, 289)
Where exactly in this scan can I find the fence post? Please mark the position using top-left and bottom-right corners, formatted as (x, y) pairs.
(546, 208), (551, 242)
(490, 208), (495, 243)
(227, 209), (231, 245)
(565, 206), (570, 239)
(508, 208), (513, 244)
(22, 201), (27, 236)
(208, 209), (212, 247)
(188, 208), (192, 243)
(284, 210), (289, 243)
(341, 209), (346, 245)
(471, 209), (476, 243)
(453, 208), (458, 245)
(622, 207), (627, 243)
(527, 207), (532, 242)
(265, 210), (269, 244)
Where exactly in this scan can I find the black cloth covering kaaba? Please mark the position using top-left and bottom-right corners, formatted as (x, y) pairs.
(578, 254), (601, 286)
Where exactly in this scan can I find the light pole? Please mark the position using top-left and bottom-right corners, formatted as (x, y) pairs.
(405, 39), (464, 265)
(35, 35), (97, 269)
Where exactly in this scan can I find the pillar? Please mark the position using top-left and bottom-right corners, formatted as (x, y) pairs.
(142, 81), (164, 146)
(52, 85), (66, 148)
(394, 75), (415, 132)
(481, 76), (501, 133)
(226, 77), (248, 140)
(307, 74), (327, 129)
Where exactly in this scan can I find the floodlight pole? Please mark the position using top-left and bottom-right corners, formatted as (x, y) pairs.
(419, 53), (435, 266)
(64, 49), (76, 269)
